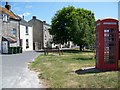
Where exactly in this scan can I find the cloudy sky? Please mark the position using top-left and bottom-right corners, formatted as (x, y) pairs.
(1, 1), (118, 24)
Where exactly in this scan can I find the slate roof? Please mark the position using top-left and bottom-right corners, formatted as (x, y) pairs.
(16, 15), (32, 27)
(43, 22), (51, 26)
(28, 18), (43, 24)
(2, 36), (17, 43)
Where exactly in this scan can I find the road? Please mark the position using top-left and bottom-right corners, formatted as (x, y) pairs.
(1, 51), (45, 88)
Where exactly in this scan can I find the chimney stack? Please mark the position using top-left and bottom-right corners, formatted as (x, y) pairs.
(43, 21), (46, 23)
(33, 16), (36, 19)
(5, 2), (11, 11)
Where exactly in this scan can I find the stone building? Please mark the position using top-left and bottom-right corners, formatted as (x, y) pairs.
(0, 3), (21, 53)
(28, 16), (54, 50)
(28, 16), (43, 50)
(43, 21), (53, 48)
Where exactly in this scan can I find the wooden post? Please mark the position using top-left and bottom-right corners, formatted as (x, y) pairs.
(44, 47), (46, 55)
(57, 47), (60, 56)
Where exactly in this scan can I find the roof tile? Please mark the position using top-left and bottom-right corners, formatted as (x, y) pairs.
(0, 6), (18, 19)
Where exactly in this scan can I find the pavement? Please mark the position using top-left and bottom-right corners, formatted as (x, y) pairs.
(1, 51), (45, 88)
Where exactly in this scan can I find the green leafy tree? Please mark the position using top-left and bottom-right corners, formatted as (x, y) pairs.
(50, 6), (76, 44)
(71, 8), (96, 51)
(50, 6), (95, 51)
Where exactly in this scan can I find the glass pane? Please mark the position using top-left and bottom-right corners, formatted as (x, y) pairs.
(104, 28), (116, 64)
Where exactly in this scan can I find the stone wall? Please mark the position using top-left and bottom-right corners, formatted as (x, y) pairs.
(2, 19), (20, 47)
(43, 24), (52, 48)
(28, 17), (43, 50)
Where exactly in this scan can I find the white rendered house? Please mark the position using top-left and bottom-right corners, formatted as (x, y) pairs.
(20, 18), (33, 51)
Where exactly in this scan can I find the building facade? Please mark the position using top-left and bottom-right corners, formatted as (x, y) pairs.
(0, 11), (2, 53)
(0, 4), (21, 53)
(28, 16), (43, 50)
(43, 21), (53, 48)
(20, 17), (33, 51)
(28, 16), (55, 50)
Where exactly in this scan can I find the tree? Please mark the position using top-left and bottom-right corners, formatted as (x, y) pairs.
(50, 6), (76, 44)
(50, 6), (95, 51)
(71, 8), (96, 51)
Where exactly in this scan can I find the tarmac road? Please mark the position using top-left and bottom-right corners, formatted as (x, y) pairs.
(1, 51), (45, 88)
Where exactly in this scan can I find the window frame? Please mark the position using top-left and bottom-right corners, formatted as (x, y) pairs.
(2, 13), (8, 22)
(26, 26), (29, 35)
(12, 28), (17, 36)
(26, 39), (29, 48)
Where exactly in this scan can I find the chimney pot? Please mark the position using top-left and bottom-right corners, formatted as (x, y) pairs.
(33, 16), (36, 19)
(43, 21), (46, 23)
(5, 2), (11, 10)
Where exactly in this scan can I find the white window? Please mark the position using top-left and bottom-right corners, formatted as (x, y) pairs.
(2, 14), (8, 22)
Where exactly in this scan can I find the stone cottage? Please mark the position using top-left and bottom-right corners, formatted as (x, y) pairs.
(0, 3), (21, 53)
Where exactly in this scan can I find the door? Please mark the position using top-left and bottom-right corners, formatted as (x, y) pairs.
(2, 41), (8, 54)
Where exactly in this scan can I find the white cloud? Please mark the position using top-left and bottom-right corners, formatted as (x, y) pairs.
(18, 12), (31, 17)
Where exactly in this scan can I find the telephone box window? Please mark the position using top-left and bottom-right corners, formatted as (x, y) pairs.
(104, 28), (116, 64)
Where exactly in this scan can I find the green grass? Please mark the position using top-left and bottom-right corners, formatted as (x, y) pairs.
(29, 50), (119, 88)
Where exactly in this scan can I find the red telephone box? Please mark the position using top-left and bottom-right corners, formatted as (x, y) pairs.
(96, 18), (119, 70)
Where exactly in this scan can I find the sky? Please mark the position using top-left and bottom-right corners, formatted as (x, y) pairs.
(1, 2), (118, 24)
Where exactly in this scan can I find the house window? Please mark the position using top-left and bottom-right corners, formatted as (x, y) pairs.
(26, 26), (28, 35)
(12, 28), (17, 36)
(2, 14), (8, 22)
(26, 39), (29, 48)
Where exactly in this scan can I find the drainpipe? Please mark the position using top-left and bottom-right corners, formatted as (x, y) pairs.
(18, 19), (21, 47)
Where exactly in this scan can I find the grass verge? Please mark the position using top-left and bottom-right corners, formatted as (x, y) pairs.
(29, 50), (119, 88)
